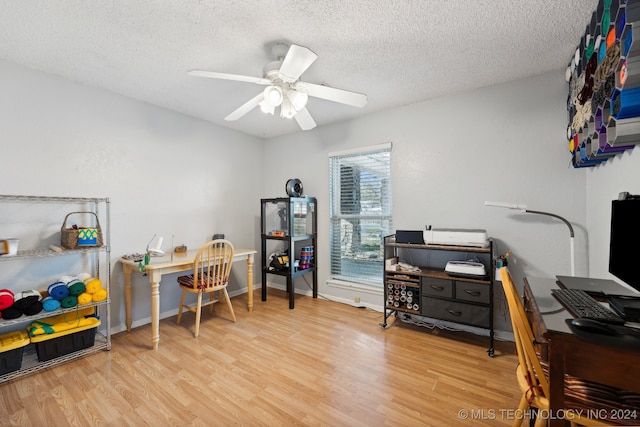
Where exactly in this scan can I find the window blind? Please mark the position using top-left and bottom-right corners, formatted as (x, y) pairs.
(329, 144), (392, 287)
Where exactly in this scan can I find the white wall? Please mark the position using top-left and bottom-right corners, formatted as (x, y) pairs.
(6, 56), (628, 335)
(263, 71), (587, 332)
(0, 59), (264, 333)
(585, 147), (640, 291)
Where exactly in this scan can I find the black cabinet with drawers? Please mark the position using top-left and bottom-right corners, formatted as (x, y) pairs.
(381, 234), (495, 356)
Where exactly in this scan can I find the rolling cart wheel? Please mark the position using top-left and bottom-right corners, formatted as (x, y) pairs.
(487, 347), (495, 357)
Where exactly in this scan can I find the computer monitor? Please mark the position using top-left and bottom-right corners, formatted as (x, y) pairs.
(609, 198), (640, 292)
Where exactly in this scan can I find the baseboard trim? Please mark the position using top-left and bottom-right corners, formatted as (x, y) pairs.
(113, 285), (250, 334)
(115, 283), (514, 342)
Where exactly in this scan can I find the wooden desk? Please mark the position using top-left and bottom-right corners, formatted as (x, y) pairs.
(121, 248), (256, 350)
(523, 277), (640, 426)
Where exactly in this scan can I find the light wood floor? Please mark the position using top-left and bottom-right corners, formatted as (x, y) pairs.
(0, 289), (522, 426)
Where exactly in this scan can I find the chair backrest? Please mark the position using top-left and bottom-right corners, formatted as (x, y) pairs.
(500, 267), (550, 398)
(193, 239), (235, 291)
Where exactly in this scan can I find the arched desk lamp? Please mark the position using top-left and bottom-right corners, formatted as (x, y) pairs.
(146, 234), (165, 257)
(484, 201), (575, 277)
(138, 234), (165, 273)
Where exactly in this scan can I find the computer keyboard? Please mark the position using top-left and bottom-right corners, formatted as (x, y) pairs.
(551, 288), (626, 325)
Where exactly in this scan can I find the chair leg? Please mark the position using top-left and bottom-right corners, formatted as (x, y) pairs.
(511, 395), (528, 427)
(209, 292), (215, 314)
(177, 289), (187, 325)
(223, 288), (236, 322)
(533, 412), (548, 427)
(194, 292), (203, 338)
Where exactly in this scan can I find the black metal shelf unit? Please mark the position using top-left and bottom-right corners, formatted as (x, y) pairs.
(260, 197), (317, 309)
(381, 234), (495, 356)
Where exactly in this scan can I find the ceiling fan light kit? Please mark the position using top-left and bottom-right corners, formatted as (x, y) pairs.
(259, 100), (275, 115)
(280, 97), (295, 119)
(263, 85), (284, 107)
(188, 43), (368, 131)
(287, 85), (309, 111)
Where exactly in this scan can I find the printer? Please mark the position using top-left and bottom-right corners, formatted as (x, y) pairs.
(445, 260), (487, 278)
(423, 228), (489, 248)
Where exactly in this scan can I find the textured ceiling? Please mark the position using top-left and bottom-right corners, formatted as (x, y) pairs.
(0, 1), (598, 139)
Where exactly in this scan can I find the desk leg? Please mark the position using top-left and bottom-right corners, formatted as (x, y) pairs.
(548, 340), (566, 427)
(123, 264), (133, 332)
(149, 271), (161, 350)
(247, 254), (254, 312)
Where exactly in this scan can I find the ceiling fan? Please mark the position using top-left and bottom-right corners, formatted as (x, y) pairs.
(188, 43), (368, 131)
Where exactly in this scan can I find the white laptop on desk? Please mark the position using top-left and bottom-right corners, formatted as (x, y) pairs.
(556, 275), (638, 297)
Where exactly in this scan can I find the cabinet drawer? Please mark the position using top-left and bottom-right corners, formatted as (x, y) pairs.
(455, 281), (491, 304)
(421, 298), (490, 328)
(421, 277), (453, 298)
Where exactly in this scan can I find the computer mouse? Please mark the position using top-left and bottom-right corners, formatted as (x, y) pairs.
(571, 318), (618, 335)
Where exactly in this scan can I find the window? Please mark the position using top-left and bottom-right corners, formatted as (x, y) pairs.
(329, 143), (392, 287)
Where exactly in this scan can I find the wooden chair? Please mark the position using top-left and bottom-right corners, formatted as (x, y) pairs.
(499, 267), (614, 427)
(176, 239), (236, 337)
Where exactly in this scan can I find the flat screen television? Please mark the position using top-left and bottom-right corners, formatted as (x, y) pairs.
(609, 198), (640, 292)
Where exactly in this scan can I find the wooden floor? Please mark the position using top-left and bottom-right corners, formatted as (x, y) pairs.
(0, 290), (522, 426)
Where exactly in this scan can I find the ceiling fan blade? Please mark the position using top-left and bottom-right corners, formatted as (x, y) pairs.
(278, 45), (318, 82)
(294, 108), (317, 131)
(225, 92), (264, 121)
(188, 70), (271, 85)
(303, 82), (368, 108)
